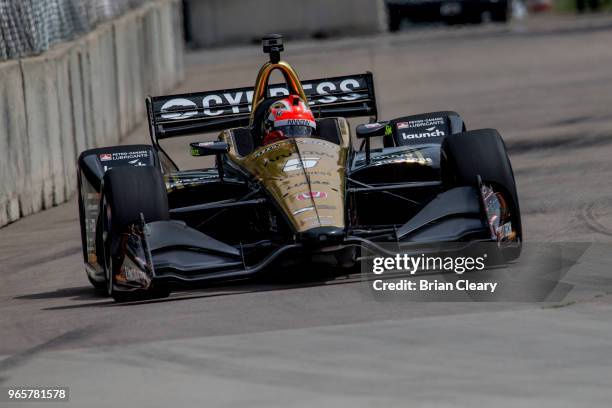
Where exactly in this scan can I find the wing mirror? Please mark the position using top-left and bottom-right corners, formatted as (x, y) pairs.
(190, 141), (229, 156)
(356, 121), (390, 139)
(190, 141), (229, 181)
(355, 121), (390, 165)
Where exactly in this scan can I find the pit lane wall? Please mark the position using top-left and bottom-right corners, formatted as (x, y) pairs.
(0, 0), (184, 227)
(185, 0), (387, 47)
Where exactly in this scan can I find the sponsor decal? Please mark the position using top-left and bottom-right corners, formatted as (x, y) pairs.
(284, 180), (330, 190)
(300, 216), (334, 226)
(293, 206), (314, 215)
(283, 157), (319, 172)
(296, 191), (328, 201)
(364, 122), (382, 129)
(166, 172), (219, 189)
(400, 117), (445, 129)
(155, 76), (370, 119)
(160, 98), (199, 120)
(100, 150), (150, 162)
(375, 151), (416, 161)
(305, 171), (332, 177)
(401, 126), (445, 140)
(369, 151), (433, 166)
(128, 159), (146, 167)
(275, 119), (316, 128)
(307, 79), (364, 104)
(108, 150), (149, 161)
(385, 125), (393, 136)
(297, 139), (335, 148)
(99, 151), (150, 172)
(301, 150), (334, 159)
(253, 141), (289, 158)
(283, 170), (332, 179)
(263, 152), (292, 167)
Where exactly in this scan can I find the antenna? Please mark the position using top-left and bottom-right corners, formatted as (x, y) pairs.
(262, 34), (284, 63)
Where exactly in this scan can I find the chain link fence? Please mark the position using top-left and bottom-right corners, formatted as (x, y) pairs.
(0, 0), (147, 61)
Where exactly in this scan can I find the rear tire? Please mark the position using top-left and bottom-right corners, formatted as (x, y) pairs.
(100, 166), (171, 302)
(442, 129), (522, 260)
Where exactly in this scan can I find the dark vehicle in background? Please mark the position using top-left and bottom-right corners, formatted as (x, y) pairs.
(386, 0), (509, 30)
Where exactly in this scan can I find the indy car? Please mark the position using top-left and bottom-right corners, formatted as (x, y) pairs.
(77, 34), (521, 301)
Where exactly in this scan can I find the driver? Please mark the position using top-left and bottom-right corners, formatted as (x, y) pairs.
(261, 95), (316, 145)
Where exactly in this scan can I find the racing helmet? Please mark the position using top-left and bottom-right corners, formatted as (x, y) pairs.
(262, 95), (316, 145)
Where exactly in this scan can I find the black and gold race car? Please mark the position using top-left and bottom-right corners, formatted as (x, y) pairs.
(77, 34), (521, 301)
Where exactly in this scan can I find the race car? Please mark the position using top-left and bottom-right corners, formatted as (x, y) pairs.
(77, 34), (521, 302)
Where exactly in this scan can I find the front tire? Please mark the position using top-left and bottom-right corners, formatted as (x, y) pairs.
(87, 274), (107, 294)
(100, 166), (171, 302)
(442, 128), (522, 261)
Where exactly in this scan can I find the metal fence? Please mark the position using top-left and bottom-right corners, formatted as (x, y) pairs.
(0, 0), (147, 61)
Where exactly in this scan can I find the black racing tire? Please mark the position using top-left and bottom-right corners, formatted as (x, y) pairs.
(102, 166), (169, 234)
(442, 128), (522, 260)
(387, 6), (402, 32)
(87, 274), (107, 294)
(491, 10), (508, 23)
(100, 166), (171, 302)
(491, 1), (509, 22)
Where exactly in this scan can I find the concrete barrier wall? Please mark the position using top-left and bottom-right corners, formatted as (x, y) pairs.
(185, 0), (386, 47)
(0, 61), (27, 224)
(0, 0), (184, 227)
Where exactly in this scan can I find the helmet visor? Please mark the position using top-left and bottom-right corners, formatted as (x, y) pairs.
(277, 125), (313, 138)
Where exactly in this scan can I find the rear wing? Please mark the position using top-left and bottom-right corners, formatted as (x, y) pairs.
(146, 72), (377, 141)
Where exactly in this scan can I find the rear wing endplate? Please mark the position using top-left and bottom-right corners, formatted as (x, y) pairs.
(147, 72), (377, 141)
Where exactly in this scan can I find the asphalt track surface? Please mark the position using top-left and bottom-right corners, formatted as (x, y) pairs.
(2, 14), (612, 407)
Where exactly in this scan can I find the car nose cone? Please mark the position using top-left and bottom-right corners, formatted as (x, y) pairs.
(299, 226), (345, 246)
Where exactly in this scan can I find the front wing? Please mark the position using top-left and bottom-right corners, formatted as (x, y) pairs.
(109, 186), (495, 293)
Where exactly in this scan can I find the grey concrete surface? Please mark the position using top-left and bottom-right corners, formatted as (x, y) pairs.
(2, 14), (612, 407)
